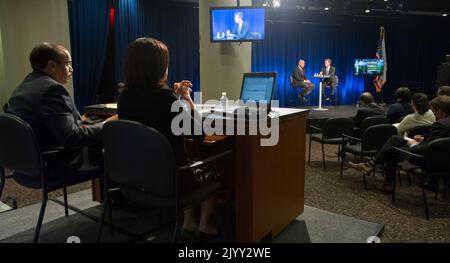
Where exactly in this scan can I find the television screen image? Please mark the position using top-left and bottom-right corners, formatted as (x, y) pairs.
(210, 7), (265, 42)
(354, 59), (385, 76)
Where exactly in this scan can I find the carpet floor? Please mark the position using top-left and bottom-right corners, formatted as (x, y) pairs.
(1, 134), (449, 243)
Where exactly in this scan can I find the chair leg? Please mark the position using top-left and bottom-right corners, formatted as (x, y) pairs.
(308, 134), (312, 164)
(63, 187), (69, 217)
(340, 151), (345, 179)
(107, 190), (114, 235)
(421, 177), (430, 220)
(172, 209), (180, 243)
(33, 192), (48, 243)
(96, 194), (109, 243)
(392, 169), (398, 202)
(398, 168), (403, 186)
(443, 178), (447, 199)
(337, 144), (341, 162)
(363, 172), (368, 190)
(321, 143), (326, 170)
(0, 168), (5, 200)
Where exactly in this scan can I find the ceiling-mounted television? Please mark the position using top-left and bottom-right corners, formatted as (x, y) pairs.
(210, 7), (265, 42)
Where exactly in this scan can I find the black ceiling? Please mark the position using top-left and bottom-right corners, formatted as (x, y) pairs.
(172, 0), (450, 17)
(254, 0), (450, 16)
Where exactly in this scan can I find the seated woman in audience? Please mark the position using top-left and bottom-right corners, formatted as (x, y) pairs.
(117, 37), (219, 241)
(396, 93), (435, 137)
(387, 87), (414, 124)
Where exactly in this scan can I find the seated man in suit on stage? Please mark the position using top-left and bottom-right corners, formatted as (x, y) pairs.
(437, 86), (450, 96)
(349, 95), (450, 188)
(352, 92), (385, 128)
(6, 42), (117, 172)
(292, 59), (315, 102)
(230, 12), (250, 40)
(319, 58), (337, 100)
(386, 87), (414, 124)
(436, 55), (450, 88)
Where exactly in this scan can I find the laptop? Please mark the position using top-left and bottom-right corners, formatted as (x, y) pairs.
(213, 72), (277, 114)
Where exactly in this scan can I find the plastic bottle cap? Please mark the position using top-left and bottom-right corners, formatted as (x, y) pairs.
(222, 92), (227, 96)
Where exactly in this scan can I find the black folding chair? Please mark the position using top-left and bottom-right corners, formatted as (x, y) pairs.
(97, 120), (232, 243)
(394, 138), (450, 220)
(308, 118), (354, 170)
(355, 115), (390, 138)
(341, 124), (398, 189)
(395, 125), (432, 186)
(0, 114), (102, 243)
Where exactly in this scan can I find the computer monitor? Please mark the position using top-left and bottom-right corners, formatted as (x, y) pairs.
(240, 72), (276, 107)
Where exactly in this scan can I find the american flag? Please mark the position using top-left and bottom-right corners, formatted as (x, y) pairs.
(374, 27), (387, 93)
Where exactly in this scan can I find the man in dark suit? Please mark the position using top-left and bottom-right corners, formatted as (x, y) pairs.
(349, 95), (450, 187)
(320, 58), (337, 100)
(352, 92), (385, 128)
(231, 12), (250, 39)
(6, 43), (116, 171)
(292, 59), (315, 101)
(386, 87), (414, 124)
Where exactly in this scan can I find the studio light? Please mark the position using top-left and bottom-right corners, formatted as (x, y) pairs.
(272, 0), (281, 8)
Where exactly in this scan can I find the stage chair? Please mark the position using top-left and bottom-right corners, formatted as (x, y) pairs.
(97, 120), (232, 243)
(340, 124), (397, 189)
(323, 76), (339, 106)
(393, 138), (450, 220)
(0, 114), (102, 243)
(290, 76), (309, 107)
(308, 118), (354, 170)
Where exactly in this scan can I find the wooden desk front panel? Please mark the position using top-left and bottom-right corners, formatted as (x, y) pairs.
(235, 113), (307, 242)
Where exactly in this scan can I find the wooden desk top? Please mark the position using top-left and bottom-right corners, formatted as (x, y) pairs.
(85, 102), (310, 121)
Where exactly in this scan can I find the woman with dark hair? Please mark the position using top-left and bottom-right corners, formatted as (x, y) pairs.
(386, 87), (414, 124)
(396, 93), (435, 136)
(117, 37), (219, 241)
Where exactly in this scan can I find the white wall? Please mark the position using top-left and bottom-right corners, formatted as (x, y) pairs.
(0, 0), (72, 112)
(199, 0), (252, 102)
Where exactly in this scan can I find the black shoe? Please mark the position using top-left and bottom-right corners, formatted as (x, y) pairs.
(196, 229), (221, 242)
(180, 228), (198, 242)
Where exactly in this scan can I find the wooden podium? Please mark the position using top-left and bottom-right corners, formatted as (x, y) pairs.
(86, 105), (309, 242)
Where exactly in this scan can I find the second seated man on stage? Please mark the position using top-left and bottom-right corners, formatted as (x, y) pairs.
(292, 59), (315, 102)
(320, 58), (337, 100)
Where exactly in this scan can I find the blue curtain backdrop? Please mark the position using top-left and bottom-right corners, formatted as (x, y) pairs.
(115, 0), (200, 91)
(252, 12), (450, 107)
(68, 0), (113, 112)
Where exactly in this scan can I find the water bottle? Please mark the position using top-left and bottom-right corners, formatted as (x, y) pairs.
(220, 92), (228, 109)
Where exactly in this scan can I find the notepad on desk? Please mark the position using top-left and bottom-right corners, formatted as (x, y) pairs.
(84, 103), (118, 116)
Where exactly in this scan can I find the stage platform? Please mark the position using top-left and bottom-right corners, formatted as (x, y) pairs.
(303, 105), (357, 131)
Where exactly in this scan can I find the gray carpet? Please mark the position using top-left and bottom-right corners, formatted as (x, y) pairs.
(0, 190), (382, 243)
(274, 206), (383, 243)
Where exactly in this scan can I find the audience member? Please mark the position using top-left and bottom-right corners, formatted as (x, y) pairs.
(387, 87), (414, 124)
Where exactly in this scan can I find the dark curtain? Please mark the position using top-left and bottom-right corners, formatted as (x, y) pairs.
(68, 0), (113, 112)
(115, 0), (200, 91)
(252, 12), (450, 106)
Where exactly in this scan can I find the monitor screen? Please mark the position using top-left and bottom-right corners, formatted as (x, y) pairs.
(240, 73), (275, 103)
(210, 7), (265, 42)
(354, 59), (385, 76)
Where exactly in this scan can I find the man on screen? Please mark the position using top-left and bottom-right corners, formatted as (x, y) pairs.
(230, 12), (250, 39)
(320, 58), (337, 100)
